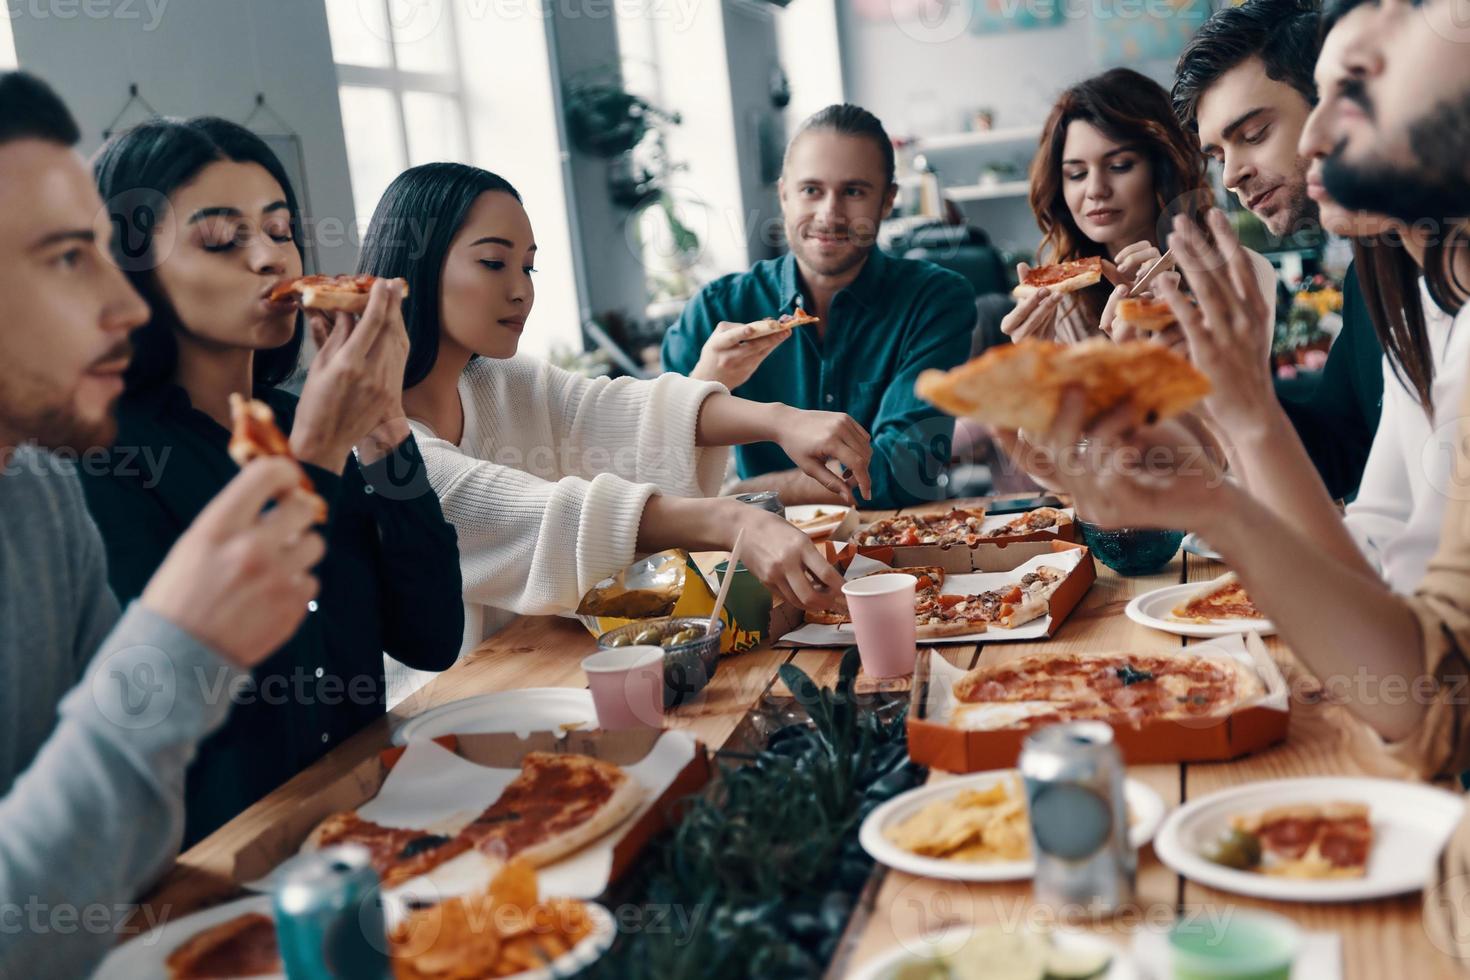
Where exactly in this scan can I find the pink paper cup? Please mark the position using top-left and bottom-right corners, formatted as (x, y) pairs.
(841, 573), (919, 679)
(582, 646), (666, 730)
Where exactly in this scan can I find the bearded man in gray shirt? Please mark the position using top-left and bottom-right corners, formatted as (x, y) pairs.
(0, 72), (329, 978)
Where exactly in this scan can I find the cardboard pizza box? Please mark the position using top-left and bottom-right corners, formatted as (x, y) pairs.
(773, 540), (1096, 649)
(227, 728), (711, 892)
(907, 633), (1289, 772)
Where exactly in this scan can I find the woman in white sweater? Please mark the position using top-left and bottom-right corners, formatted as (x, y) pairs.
(359, 163), (876, 652)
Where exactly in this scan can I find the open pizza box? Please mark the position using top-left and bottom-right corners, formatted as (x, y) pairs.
(773, 540), (1096, 648)
(907, 632), (1290, 772)
(229, 727), (711, 901)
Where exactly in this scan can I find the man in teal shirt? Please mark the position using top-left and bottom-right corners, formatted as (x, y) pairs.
(661, 104), (976, 509)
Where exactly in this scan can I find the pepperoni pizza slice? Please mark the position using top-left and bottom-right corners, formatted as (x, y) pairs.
(165, 912), (281, 980)
(1012, 256), (1104, 298)
(1227, 801), (1373, 879)
(744, 306), (821, 340)
(268, 274), (408, 314)
(1171, 573), (1267, 624)
(226, 394), (328, 523)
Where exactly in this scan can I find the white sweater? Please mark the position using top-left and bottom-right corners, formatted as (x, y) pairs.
(1344, 282), (1467, 592)
(410, 356), (730, 654)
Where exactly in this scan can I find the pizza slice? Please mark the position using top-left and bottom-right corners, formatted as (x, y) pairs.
(1012, 256), (1104, 298)
(1115, 296), (1179, 334)
(743, 306), (821, 340)
(165, 912), (281, 980)
(304, 811), (476, 888)
(915, 337), (1211, 433)
(1219, 801), (1373, 879)
(983, 507), (1071, 539)
(914, 592), (990, 639)
(267, 273), (409, 314)
(226, 394), (328, 523)
(1171, 572), (1267, 624)
(927, 508), (990, 548)
(804, 566), (946, 626)
(1018, 564), (1068, 600)
(460, 752), (645, 866)
(857, 514), (940, 548)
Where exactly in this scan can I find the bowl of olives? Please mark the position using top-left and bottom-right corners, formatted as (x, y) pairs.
(596, 616), (723, 708)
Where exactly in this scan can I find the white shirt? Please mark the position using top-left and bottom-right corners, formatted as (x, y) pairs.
(1344, 281), (1468, 592)
(408, 356), (729, 656)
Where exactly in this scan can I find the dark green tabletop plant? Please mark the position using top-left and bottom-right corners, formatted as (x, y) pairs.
(583, 648), (922, 979)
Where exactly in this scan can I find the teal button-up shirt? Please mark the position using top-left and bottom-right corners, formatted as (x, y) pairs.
(661, 248), (976, 508)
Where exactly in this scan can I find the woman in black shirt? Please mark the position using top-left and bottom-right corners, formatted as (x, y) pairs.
(83, 118), (463, 844)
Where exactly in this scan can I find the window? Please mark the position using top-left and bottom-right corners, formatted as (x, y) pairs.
(0, 12), (18, 70)
(325, 0), (469, 227)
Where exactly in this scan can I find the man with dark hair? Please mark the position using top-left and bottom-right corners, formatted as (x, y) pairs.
(1173, 0), (1321, 237)
(0, 71), (325, 976)
(1172, 0), (1383, 502)
(661, 103), (975, 508)
(1319, 0), (1470, 221)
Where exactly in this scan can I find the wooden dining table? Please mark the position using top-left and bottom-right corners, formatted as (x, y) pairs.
(136, 497), (1462, 979)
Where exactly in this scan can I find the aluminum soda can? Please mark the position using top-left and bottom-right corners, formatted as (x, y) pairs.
(1019, 721), (1136, 918)
(272, 843), (393, 979)
(732, 490), (784, 514)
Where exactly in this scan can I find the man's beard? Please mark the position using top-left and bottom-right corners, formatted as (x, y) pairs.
(0, 378), (117, 455)
(1321, 91), (1470, 221)
(792, 232), (874, 279)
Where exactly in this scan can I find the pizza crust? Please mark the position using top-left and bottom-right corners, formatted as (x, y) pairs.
(514, 773), (645, 866)
(1115, 296), (1179, 333)
(744, 307), (820, 340)
(915, 337), (1211, 433)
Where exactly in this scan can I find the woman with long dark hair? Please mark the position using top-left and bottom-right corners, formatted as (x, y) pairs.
(82, 118), (464, 843)
(1001, 67), (1273, 343)
(358, 163), (875, 649)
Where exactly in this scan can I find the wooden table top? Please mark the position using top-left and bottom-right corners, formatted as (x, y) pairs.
(137, 498), (1461, 979)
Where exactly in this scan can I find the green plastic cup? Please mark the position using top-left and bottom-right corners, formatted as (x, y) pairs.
(1169, 910), (1301, 980)
(712, 560), (773, 639)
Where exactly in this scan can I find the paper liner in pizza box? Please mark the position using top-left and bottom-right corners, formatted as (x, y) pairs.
(907, 632), (1290, 772)
(228, 728), (710, 901)
(773, 540), (1096, 647)
(573, 549), (762, 654)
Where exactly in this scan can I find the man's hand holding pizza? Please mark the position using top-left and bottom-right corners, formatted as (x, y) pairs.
(1008, 387), (1236, 534)
(1155, 210), (1279, 443)
(689, 319), (794, 390)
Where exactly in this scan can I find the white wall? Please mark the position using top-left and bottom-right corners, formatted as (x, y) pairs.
(11, 0), (359, 274)
(837, 9), (1178, 139)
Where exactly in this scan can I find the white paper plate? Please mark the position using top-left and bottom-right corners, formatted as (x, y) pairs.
(94, 893), (617, 980)
(393, 688), (597, 746)
(1125, 582), (1276, 638)
(859, 770), (1167, 882)
(1154, 776), (1463, 902)
(785, 503), (851, 538)
(847, 926), (1138, 980)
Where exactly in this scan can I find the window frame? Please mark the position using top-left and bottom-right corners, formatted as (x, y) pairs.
(332, 0), (472, 178)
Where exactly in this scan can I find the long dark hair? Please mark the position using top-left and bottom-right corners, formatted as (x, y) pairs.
(1357, 228), (1470, 415)
(93, 117), (307, 393)
(1029, 68), (1212, 323)
(356, 162), (523, 389)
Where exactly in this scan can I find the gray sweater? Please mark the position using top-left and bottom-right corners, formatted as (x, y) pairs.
(0, 449), (242, 978)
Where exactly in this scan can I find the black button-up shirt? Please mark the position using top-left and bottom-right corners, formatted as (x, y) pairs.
(79, 384), (463, 845)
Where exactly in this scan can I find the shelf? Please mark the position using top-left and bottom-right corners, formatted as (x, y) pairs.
(946, 180), (1031, 202)
(912, 125), (1042, 152)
